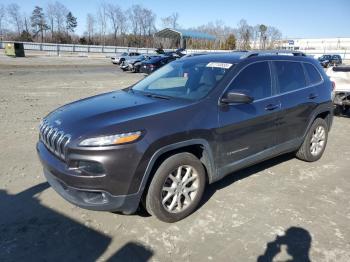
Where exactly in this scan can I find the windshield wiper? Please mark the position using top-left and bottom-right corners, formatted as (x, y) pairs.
(143, 93), (170, 100)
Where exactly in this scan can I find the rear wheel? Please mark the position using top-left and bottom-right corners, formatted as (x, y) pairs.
(296, 118), (328, 162)
(145, 153), (206, 223)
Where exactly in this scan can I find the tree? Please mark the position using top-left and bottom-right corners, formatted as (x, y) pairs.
(46, 2), (56, 39)
(237, 19), (252, 50)
(266, 26), (282, 49)
(259, 24), (267, 49)
(97, 4), (107, 45)
(86, 13), (95, 44)
(224, 34), (236, 50)
(105, 3), (124, 44)
(161, 12), (179, 29)
(66, 12), (77, 34)
(0, 4), (6, 36)
(52, 1), (69, 33)
(7, 3), (23, 35)
(31, 6), (48, 42)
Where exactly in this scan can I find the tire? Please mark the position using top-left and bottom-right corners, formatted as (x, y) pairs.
(145, 152), (206, 223)
(296, 118), (328, 162)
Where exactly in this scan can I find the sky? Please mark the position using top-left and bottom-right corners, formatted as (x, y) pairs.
(10, 0), (350, 38)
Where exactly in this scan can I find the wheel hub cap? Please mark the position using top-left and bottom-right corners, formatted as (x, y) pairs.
(310, 126), (326, 156)
(161, 165), (199, 213)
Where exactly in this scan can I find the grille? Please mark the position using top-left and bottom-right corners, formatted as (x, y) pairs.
(39, 119), (71, 161)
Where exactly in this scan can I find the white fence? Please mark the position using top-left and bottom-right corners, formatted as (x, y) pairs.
(0, 41), (349, 60)
(0, 41), (161, 55)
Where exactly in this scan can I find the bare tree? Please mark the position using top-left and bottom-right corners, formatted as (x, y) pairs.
(128, 5), (141, 36)
(97, 4), (107, 45)
(52, 1), (69, 33)
(46, 2), (56, 38)
(7, 3), (23, 35)
(251, 25), (260, 49)
(0, 4), (6, 35)
(86, 13), (95, 44)
(266, 26), (282, 49)
(161, 12), (179, 29)
(237, 19), (252, 50)
(105, 3), (127, 44)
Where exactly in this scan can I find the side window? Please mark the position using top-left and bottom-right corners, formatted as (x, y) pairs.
(304, 63), (322, 85)
(227, 62), (271, 100)
(274, 61), (306, 93)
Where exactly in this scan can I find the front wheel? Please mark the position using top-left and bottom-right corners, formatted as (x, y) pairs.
(296, 118), (328, 162)
(145, 153), (206, 223)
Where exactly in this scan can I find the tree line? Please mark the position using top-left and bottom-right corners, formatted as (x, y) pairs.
(0, 2), (282, 50)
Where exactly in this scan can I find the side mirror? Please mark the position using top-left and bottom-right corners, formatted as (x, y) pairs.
(221, 91), (254, 104)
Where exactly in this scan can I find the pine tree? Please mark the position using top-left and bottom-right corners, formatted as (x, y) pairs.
(225, 34), (236, 50)
(30, 6), (48, 42)
(66, 12), (77, 33)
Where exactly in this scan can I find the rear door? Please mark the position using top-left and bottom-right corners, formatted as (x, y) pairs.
(272, 61), (318, 146)
(217, 61), (280, 170)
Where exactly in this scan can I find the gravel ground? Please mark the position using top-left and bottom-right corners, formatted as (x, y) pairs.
(0, 55), (349, 262)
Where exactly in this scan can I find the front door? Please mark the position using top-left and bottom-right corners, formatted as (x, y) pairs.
(217, 61), (279, 175)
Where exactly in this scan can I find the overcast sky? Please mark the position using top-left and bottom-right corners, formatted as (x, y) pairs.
(13, 0), (350, 38)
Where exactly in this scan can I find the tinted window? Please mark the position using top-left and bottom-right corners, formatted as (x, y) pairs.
(304, 63), (322, 85)
(227, 62), (271, 100)
(274, 61), (306, 93)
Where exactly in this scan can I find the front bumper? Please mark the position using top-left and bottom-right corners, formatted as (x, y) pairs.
(36, 141), (143, 213)
(43, 168), (140, 213)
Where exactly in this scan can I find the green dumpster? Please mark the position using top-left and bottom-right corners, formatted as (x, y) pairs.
(4, 42), (25, 57)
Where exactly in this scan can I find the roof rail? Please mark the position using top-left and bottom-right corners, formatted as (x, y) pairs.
(242, 50), (306, 59)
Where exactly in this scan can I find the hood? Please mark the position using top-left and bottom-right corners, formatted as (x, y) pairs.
(45, 90), (188, 138)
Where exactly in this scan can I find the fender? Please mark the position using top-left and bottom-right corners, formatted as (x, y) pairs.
(136, 139), (216, 196)
(302, 101), (333, 139)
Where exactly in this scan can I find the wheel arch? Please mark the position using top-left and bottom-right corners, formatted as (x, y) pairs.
(303, 103), (333, 139)
(138, 139), (216, 199)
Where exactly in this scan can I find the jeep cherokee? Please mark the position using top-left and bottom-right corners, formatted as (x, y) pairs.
(37, 51), (333, 222)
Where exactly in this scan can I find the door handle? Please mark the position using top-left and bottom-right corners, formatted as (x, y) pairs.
(265, 103), (280, 111)
(308, 93), (318, 99)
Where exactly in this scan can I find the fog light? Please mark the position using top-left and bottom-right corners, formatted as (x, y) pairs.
(78, 161), (105, 175)
(81, 191), (109, 204)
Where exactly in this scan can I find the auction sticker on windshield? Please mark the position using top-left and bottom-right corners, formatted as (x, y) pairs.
(206, 62), (232, 69)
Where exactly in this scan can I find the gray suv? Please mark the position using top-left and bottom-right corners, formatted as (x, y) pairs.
(37, 51), (333, 222)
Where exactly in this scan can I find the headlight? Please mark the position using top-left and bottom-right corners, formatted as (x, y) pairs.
(79, 131), (142, 147)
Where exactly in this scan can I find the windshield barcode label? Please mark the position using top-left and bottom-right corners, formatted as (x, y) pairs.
(206, 62), (232, 69)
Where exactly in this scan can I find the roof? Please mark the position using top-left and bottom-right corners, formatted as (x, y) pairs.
(155, 28), (216, 41)
(172, 50), (314, 64)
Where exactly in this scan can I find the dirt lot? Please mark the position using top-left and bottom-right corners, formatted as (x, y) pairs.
(0, 55), (349, 262)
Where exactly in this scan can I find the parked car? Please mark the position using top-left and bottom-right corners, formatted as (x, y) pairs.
(139, 55), (177, 74)
(156, 48), (186, 58)
(318, 54), (342, 68)
(111, 52), (141, 65)
(326, 65), (350, 115)
(37, 51), (333, 222)
(120, 55), (159, 72)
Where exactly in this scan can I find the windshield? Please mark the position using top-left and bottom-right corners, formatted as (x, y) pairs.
(132, 59), (234, 100)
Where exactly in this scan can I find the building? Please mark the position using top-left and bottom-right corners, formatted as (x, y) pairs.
(280, 37), (350, 51)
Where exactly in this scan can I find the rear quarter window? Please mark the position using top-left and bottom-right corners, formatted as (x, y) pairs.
(273, 61), (306, 93)
(304, 63), (322, 85)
